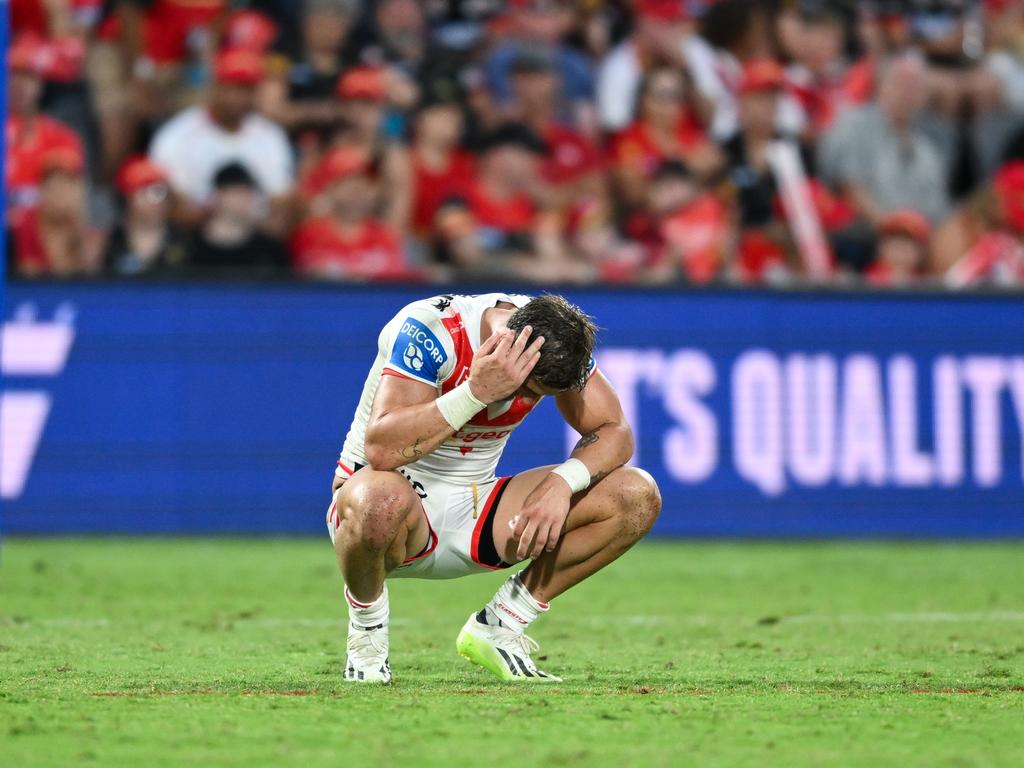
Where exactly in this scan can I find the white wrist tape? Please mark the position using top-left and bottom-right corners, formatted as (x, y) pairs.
(435, 379), (486, 430)
(551, 458), (591, 494)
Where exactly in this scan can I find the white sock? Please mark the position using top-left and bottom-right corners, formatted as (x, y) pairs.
(484, 573), (549, 635)
(345, 584), (389, 630)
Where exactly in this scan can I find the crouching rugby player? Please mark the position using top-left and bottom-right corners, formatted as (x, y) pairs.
(326, 293), (661, 683)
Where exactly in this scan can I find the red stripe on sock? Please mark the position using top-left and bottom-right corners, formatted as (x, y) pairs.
(344, 589), (374, 609)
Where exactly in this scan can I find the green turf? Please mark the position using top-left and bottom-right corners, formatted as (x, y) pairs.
(2, 539), (1023, 767)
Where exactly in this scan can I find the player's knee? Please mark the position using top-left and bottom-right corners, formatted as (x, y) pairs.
(613, 467), (661, 539)
(338, 471), (416, 551)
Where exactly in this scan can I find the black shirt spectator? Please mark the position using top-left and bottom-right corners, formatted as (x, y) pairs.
(723, 132), (815, 229)
(189, 163), (288, 275)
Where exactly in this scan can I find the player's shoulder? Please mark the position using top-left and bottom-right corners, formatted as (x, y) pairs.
(385, 292), (534, 342)
(390, 294), (461, 326)
(379, 296), (463, 386)
(462, 292), (533, 311)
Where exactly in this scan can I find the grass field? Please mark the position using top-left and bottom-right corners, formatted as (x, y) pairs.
(2, 538), (1023, 767)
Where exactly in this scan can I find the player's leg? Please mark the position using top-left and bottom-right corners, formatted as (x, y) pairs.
(332, 469), (430, 602)
(495, 465), (662, 601)
(329, 468), (430, 683)
(456, 466), (660, 681)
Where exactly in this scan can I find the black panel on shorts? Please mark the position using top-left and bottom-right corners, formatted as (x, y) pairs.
(478, 480), (512, 569)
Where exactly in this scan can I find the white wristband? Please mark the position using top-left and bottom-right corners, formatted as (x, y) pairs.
(551, 458), (591, 494)
(435, 379), (486, 431)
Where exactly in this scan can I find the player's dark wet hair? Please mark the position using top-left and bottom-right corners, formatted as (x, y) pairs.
(507, 295), (597, 392)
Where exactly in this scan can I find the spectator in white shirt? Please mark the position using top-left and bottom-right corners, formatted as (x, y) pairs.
(983, 0), (1024, 115)
(596, 0), (803, 139)
(149, 49), (294, 234)
(596, 0), (717, 132)
(819, 53), (951, 226)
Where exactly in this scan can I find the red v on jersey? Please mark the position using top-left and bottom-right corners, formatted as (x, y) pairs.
(440, 312), (541, 430)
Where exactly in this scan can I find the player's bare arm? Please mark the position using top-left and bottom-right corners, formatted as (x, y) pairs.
(362, 326), (544, 471)
(511, 372), (634, 560)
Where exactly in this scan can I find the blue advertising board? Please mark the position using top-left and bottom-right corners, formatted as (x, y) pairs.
(2, 282), (1023, 537)
(0, 0), (10, 542)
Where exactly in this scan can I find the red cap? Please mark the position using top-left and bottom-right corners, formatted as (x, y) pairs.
(214, 49), (265, 86)
(983, 0), (1016, 14)
(8, 34), (49, 75)
(993, 161), (1024, 234)
(878, 209), (931, 244)
(117, 157), (169, 196)
(739, 58), (786, 95)
(224, 11), (278, 53)
(40, 145), (85, 176)
(636, 0), (688, 21)
(337, 66), (388, 102)
(309, 147), (370, 193)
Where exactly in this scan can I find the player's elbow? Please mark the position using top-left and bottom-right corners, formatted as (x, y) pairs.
(363, 428), (401, 471)
(364, 440), (400, 472)
(613, 421), (635, 465)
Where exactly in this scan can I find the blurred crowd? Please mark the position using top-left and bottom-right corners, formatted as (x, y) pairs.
(6, 0), (1024, 288)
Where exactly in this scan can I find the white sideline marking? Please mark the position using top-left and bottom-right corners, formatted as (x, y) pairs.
(12, 612), (1024, 630)
(26, 618), (111, 627)
(787, 611), (1024, 624)
(5, 617), (413, 628)
(248, 618), (414, 628)
(573, 612), (1024, 625)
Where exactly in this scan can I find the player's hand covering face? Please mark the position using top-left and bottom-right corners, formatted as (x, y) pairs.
(468, 326), (545, 405)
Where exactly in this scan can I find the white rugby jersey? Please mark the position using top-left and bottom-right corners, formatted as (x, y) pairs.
(336, 293), (593, 484)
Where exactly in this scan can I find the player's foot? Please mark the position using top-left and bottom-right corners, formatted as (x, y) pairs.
(344, 621), (392, 683)
(456, 610), (561, 682)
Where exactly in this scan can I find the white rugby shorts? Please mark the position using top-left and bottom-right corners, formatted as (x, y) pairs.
(326, 462), (514, 580)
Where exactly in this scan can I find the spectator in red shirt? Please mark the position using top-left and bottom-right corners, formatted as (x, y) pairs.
(466, 124), (557, 261)
(785, 4), (871, 137)
(940, 162), (1024, 288)
(409, 87), (475, 239)
(436, 123), (575, 282)
(610, 65), (723, 210)
(291, 148), (415, 281)
(330, 65), (413, 234)
(507, 47), (605, 210)
(10, 0), (100, 168)
(5, 35), (85, 230)
(121, 0), (225, 68)
(630, 160), (732, 285)
(866, 209), (932, 286)
(118, 0), (228, 127)
(12, 146), (105, 277)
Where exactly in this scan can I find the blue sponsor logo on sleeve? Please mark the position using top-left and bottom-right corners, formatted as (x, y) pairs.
(389, 317), (448, 381)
